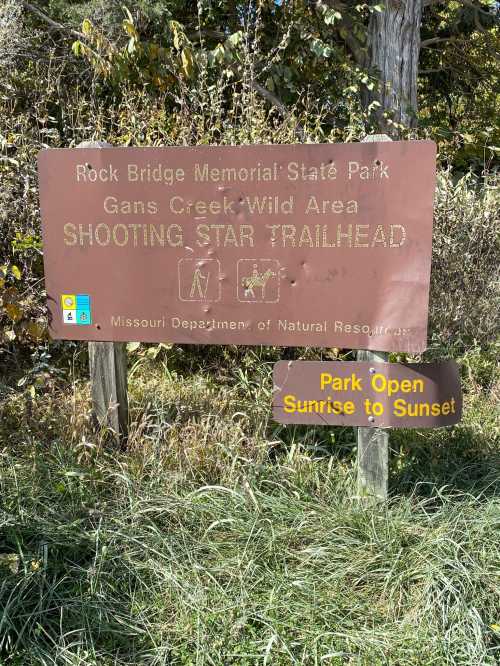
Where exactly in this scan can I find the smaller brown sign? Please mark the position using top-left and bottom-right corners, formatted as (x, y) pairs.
(273, 360), (462, 428)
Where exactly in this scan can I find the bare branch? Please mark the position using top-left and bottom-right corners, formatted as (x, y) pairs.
(424, 0), (494, 19)
(420, 67), (451, 74)
(421, 36), (457, 47)
(187, 29), (226, 43)
(22, 1), (84, 39)
(250, 81), (306, 140)
(251, 81), (288, 113)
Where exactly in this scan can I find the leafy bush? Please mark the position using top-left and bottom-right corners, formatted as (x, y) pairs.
(430, 171), (499, 352)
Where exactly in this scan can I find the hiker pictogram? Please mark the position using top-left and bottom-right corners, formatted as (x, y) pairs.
(178, 258), (222, 302)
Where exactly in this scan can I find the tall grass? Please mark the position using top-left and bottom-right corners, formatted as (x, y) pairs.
(1, 351), (499, 665)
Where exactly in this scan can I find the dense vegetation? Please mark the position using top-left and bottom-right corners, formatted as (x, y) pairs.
(0, 1), (499, 664)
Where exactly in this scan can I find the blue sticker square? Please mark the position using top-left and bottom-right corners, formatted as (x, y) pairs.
(76, 294), (90, 309)
(76, 309), (92, 325)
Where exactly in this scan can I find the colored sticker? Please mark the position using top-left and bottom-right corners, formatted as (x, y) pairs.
(76, 309), (92, 325)
(61, 294), (76, 310)
(61, 293), (91, 325)
(76, 294), (90, 309)
(63, 309), (77, 324)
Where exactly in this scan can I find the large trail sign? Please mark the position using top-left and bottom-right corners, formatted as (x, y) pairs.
(38, 141), (436, 351)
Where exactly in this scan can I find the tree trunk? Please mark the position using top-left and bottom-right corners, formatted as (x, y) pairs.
(363, 0), (422, 136)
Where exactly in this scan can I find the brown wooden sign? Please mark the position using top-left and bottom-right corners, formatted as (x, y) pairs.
(273, 360), (462, 428)
(38, 141), (436, 351)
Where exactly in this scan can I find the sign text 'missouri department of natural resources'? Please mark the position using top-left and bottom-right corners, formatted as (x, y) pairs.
(38, 141), (436, 351)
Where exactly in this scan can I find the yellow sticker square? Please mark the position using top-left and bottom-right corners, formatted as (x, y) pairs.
(61, 294), (76, 310)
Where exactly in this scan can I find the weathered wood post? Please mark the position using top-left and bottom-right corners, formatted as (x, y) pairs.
(356, 134), (391, 502)
(77, 141), (129, 444)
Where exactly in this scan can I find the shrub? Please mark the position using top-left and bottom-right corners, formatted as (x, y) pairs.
(429, 171), (499, 353)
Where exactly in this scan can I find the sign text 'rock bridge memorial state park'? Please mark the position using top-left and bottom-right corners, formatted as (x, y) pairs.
(38, 141), (436, 351)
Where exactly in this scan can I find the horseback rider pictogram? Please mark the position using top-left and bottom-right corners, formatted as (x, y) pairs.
(238, 260), (280, 303)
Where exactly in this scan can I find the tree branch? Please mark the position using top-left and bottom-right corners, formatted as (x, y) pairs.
(250, 81), (306, 140)
(22, 1), (85, 39)
(457, 0), (495, 19)
(420, 67), (451, 74)
(424, 0), (494, 19)
(187, 29), (226, 43)
(251, 81), (287, 113)
(421, 36), (457, 47)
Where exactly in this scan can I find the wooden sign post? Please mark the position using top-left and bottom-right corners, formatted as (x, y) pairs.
(356, 134), (391, 502)
(77, 141), (128, 444)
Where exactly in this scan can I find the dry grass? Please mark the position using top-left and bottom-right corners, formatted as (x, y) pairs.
(0, 346), (499, 665)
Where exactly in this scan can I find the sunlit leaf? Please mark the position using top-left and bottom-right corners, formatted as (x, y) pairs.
(0, 553), (19, 574)
(324, 9), (342, 25)
(181, 48), (194, 78)
(82, 19), (93, 36)
(227, 31), (243, 47)
(72, 40), (84, 56)
(127, 37), (136, 54)
(26, 321), (46, 341)
(4, 303), (22, 322)
(170, 20), (186, 51)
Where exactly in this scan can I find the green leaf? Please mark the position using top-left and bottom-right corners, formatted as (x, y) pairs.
(11, 265), (21, 280)
(324, 9), (342, 25)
